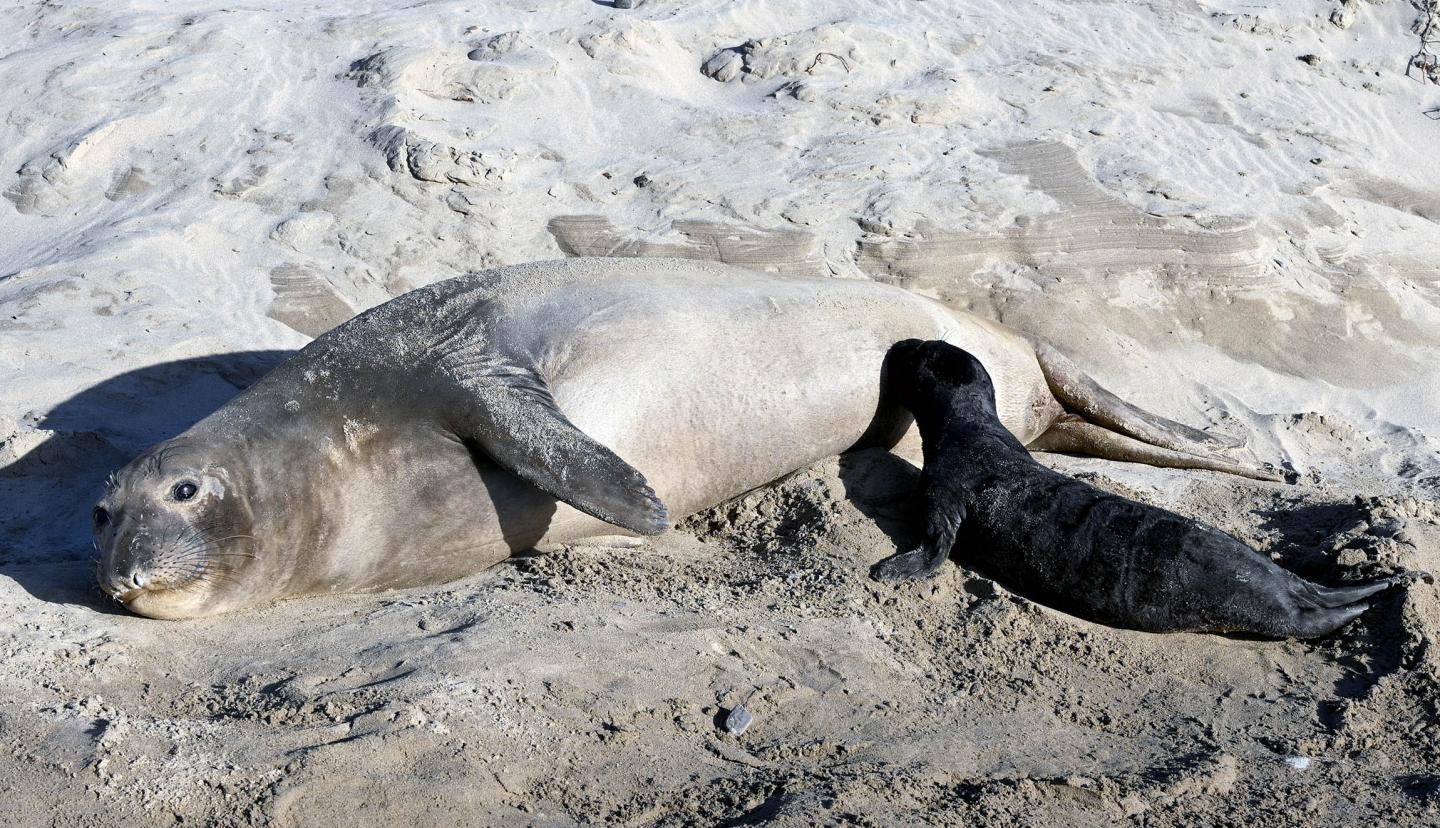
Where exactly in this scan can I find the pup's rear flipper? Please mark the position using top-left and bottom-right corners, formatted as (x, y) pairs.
(1271, 572), (1425, 638)
(1285, 603), (1372, 639)
(1304, 576), (1410, 608)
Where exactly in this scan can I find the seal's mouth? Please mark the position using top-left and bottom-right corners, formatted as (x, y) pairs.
(98, 565), (204, 613)
(101, 579), (222, 620)
(99, 576), (149, 606)
(103, 569), (205, 596)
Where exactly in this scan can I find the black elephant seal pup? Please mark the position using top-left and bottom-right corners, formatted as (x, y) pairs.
(872, 339), (1420, 638)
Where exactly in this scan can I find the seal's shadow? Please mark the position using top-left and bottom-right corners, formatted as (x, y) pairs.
(1252, 499), (1413, 725)
(0, 351), (294, 611)
(837, 448), (924, 552)
(1252, 500), (1371, 578)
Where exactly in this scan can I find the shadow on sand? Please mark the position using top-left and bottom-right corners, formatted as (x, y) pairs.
(0, 350), (294, 611)
(836, 447), (922, 553)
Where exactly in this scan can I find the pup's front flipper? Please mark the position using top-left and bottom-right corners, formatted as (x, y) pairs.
(872, 482), (964, 582)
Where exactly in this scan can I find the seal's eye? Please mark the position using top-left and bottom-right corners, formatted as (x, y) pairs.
(93, 507), (110, 528)
(173, 481), (199, 501)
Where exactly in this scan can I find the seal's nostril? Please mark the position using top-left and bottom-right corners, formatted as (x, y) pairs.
(128, 570), (147, 589)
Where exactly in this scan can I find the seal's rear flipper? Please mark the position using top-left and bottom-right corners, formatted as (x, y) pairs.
(1034, 342), (1246, 452)
(1286, 603), (1371, 639)
(1029, 420), (1284, 483)
(871, 481), (965, 582)
(450, 378), (670, 536)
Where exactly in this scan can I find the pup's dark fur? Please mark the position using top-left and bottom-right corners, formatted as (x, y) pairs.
(874, 339), (1418, 637)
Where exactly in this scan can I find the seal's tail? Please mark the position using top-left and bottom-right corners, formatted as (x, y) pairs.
(1030, 343), (1284, 483)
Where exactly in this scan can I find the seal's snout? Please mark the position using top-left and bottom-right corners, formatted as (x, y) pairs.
(888, 338), (927, 360)
(96, 516), (222, 611)
(95, 528), (237, 619)
(103, 566), (148, 597)
(97, 530), (156, 603)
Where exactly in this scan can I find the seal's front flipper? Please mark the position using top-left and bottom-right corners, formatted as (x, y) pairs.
(872, 482), (964, 582)
(450, 377), (669, 536)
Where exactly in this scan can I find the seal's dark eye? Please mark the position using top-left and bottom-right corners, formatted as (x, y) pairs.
(173, 481), (199, 501)
(93, 507), (110, 527)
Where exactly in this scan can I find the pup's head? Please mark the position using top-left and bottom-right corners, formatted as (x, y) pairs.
(884, 339), (998, 415)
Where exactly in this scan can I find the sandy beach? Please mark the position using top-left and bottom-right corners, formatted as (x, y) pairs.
(2, 0), (1439, 824)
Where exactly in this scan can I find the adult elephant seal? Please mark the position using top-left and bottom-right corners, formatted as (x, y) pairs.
(871, 339), (1420, 637)
(94, 257), (1270, 619)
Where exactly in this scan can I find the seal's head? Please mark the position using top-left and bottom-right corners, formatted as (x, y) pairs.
(93, 440), (257, 619)
(885, 338), (997, 415)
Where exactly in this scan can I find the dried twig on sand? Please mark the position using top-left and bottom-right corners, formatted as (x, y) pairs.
(805, 52), (851, 74)
(1409, 0), (1440, 83)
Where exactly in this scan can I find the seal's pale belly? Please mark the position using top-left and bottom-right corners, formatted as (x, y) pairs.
(495, 272), (1055, 548)
(316, 271), (1057, 595)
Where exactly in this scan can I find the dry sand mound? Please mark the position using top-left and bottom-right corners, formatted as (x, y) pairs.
(2, 0), (1439, 825)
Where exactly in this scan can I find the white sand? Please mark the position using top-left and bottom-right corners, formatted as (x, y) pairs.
(2, 0), (1439, 824)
